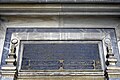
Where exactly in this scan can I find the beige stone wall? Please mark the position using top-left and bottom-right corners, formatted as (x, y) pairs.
(1, 16), (120, 28)
(0, 16), (120, 64)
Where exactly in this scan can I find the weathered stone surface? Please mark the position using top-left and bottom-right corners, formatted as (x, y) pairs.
(1, 4), (120, 16)
(17, 76), (105, 80)
(0, 15), (120, 79)
(0, 0), (120, 3)
(1, 16), (120, 66)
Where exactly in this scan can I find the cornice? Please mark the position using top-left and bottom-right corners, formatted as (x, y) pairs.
(0, 0), (120, 3)
(0, 4), (120, 16)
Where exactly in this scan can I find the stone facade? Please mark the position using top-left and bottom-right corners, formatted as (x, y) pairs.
(0, 1), (120, 80)
(0, 0), (120, 3)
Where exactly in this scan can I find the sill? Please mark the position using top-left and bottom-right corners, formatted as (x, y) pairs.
(18, 69), (104, 76)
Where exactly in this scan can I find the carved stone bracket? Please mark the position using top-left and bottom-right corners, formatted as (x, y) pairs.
(1, 38), (18, 80)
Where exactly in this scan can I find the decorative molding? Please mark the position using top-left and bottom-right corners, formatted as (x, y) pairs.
(1, 28), (119, 80)
(0, 4), (120, 15)
(12, 32), (107, 40)
(11, 32), (106, 71)
(11, 32), (105, 78)
(0, 0), (120, 3)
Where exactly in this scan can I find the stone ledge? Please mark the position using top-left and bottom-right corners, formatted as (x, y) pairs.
(1, 65), (16, 70)
(5, 58), (16, 63)
(107, 66), (120, 78)
(1, 70), (16, 78)
(17, 75), (105, 80)
(107, 66), (120, 70)
(18, 71), (104, 76)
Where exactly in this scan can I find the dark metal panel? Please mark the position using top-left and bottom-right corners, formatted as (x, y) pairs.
(21, 43), (101, 70)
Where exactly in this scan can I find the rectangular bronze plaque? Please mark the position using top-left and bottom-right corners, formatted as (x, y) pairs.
(21, 41), (101, 70)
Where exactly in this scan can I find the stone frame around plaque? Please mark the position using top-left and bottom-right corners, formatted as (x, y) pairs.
(9, 31), (108, 75)
(19, 40), (103, 71)
(1, 28), (119, 79)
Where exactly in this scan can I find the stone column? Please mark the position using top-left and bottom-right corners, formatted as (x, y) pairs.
(1, 39), (18, 80)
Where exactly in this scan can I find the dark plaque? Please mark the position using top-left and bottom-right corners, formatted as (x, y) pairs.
(21, 41), (101, 70)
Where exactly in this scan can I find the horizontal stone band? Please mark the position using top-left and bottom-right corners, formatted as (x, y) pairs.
(0, 0), (120, 3)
